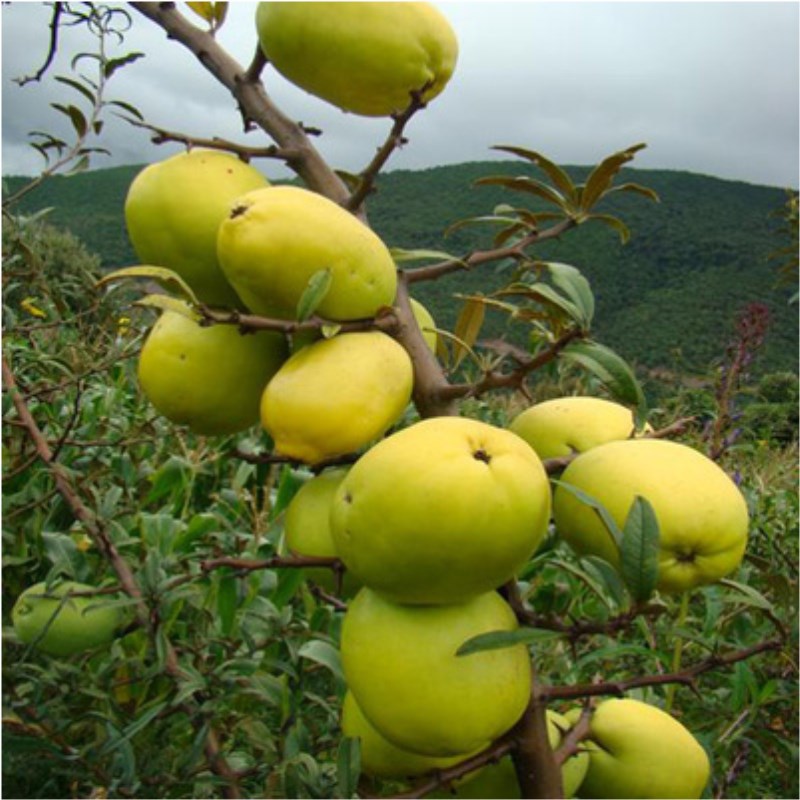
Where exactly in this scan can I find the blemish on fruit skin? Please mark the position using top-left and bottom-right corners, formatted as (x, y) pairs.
(229, 203), (248, 219)
(472, 448), (491, 464)
(344, 491), (353, 504)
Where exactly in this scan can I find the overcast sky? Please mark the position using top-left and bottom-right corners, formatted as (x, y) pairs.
(2, 1), (798, 188)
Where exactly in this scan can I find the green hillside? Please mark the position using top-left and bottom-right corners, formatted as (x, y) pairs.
(4, 161), (796, 377)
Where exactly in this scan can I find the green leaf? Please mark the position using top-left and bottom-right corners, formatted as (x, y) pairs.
(41, 531), (87, 580)
(585, 213), (632, 244)
(456, 627), (558, 656)
(545, 262), (595, 327)
(53, 76), (96, 106)
(390, 247), (467, 267)
(51, 103), (86, 137)
(337, 737), (361, 800)
(103, 52), (145, 79)
(217, 571), (238, 637)
(559, 340), (648, 424)
(444, 214), (530, 238)
(551, 479), (623, 550)
(298, 639), (344, 682)
(452, 297), (486, 368)
(133, 294), (201, 321)
(97, 265), (199, 306)
(603, 182), (660, 204)
(719, 579), (777, 614)
(579, 143), (648, 211)
(619, 496), (661, 603)
(295, 268), (332, 322)
(492, 144), (577, 202)
(475, 175), (571, 213)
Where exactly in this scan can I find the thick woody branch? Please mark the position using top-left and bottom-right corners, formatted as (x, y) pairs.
(130, 2), (351, 208)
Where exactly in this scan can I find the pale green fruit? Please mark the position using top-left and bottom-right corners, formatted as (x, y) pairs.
(138, 305), (287, 436)
(429, 710), (588, 798)
(410, 297), (438, 352)
(12, 581), (124, 657)
(330, 416), (551, 604)
(255, 2), (458, 117)
(260, 331), (413, 464)
(552, 439), (749, 593)
(509, 396), (644, 460)
(283, 468), (360, 595)
(341, 691), (480, 779)
(341, 588), (531, 757)
(124, 149), (268, 307)
(217, 185), (397, 321)
(579, 698), (710, 799)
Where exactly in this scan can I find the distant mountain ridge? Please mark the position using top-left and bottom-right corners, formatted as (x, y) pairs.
(3, 161), (796, 378)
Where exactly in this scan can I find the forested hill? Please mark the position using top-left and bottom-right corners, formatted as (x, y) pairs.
(3, 161), (796, 377)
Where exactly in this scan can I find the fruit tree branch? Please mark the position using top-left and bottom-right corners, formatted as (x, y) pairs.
(129, 2), (353, 209)
(541, 636), (785, 701)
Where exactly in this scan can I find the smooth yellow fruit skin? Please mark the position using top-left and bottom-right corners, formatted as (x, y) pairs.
(579, 698), (710, 799)
(124, 150), (268, 307)
(138, 306), (287, 436)
(410, 297), (438, 352)
(330, 417), (551, 604)
(553, 439), (749, 593)
(342, 691), (481, 779)
(260, 331), (413, 464)
(12, 581), (124, 657)
(283, 468), (360, 595)
(509, 396), (643, 460)
(217, 186), (397, 321)
(255, 2), (458, 117)
(429, 710), (588, 799)
(341, 588), (531, 758)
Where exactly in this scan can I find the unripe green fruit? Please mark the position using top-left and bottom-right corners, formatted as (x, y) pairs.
(331, 417), (551, 604)
(553, 438), (749, 593)
(217, 185), (397, 321)
(578, 698), (710, 799)
(260, 331), (413, 464)
(341, 691), (479, 779)
(509, 396), (645, 460)
(283, 468), (361, 595)
(255, 2), (458, 117)
(340, 587), (531, 758)
(138, 305), (287, 436)
(124, 149), (268, 307)
(12, 581), (124, 657)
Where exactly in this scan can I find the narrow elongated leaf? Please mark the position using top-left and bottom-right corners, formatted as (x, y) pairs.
(54, 76), (96, 105)
(453, 297), (486, 368)
(103, 52), (145, 79)
(560, 340), (647, 424)
(492, 144), (577, 202)
(586, 213), (632, 244)
(296, 268), (332, 322)
(603, 182), (660, 204)
(133, 294), (201, 320)
(97, 265), (199, 305)
(475, 175), (570, 212)
(337, 737), (361, 799)
(390, 247), (466, 266)
(619, 496), (661, 603)
(551, 479), (623, 550)
(108, 99), (145, 122)
(298, 639), (344, 682)
(456, 627), (556, 656)
(579, 143), (648, 211)
(217, 571), (238, 636)
(444, 214), (529, 237)
(513, 282), (581, 323)
(51, 103), (86, 137)
(545, 262), (595, 327)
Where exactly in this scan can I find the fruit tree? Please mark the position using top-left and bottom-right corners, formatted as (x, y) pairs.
(3, 3), (795, 799)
